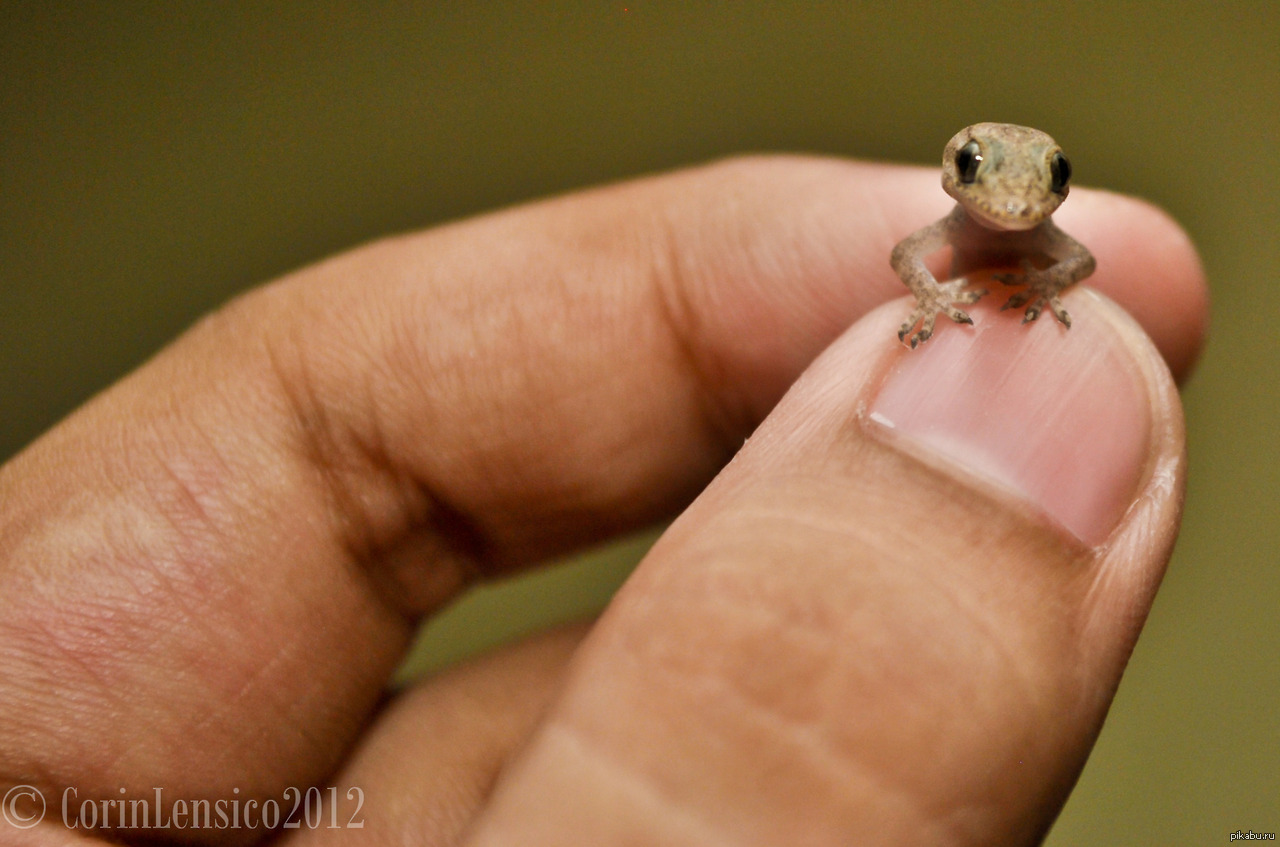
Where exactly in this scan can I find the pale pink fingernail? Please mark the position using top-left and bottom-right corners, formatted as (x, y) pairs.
(868, 292), (1152, 546)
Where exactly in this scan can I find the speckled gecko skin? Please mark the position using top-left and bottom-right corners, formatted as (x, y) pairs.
(891, 123), (1097, 348)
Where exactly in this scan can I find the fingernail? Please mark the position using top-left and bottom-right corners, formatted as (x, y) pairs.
(868, 291), (1153, 546)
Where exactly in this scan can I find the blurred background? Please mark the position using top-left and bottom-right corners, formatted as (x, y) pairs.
(2, 2), (1276, 841)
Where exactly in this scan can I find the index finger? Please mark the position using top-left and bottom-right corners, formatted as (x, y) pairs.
(0, 156), (1206, 841)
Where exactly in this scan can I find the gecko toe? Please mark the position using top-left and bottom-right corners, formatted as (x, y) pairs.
(1049, 297), (1072, 327)
(1003, 291), (1031, 311)
(898, 281), (979, 347)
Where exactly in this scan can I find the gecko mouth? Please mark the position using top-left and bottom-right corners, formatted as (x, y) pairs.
(942, 171), (1063, 231)
(966, 197), (1052, 231)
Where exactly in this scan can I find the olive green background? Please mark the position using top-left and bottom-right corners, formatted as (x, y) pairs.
(2, 2), (1276, 841)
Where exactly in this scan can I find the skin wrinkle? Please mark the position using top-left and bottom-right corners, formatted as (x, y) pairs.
(100, 458), (303, 747)
(823, 466), (1091, 742)
(137, 429), (218, 540)
(655, 657), (981, 846)
(184, 569), (342, 740)
(259, 655), (339, 772)
(125, 493), (232, 640)
(623, 568), (849, 686)
(638, 597), (849, 740)
(652, 474), (1075, 717)
(88, 560), (280, 789)
(922, 567), (1059, 724)
(263, 319), (401, 581)
(0, 605), (130, 787)
(685, 538), (1049, 764)
(844, 463), (1087, 677)
(340, 353), (491, 605)
(260, 306), (488, 609)
(419, 185), (727, 560)
(600, 544), (1031, 844)
(146, 415), (240, 548)
(526, 722), (751, 847)
(653, 160), (832, 423)
(651, 203), (752, 457)
(561, 626), (976, 847)
(180, 629), (373, 809)
(346, 198), (711, 574)
(4, 371), (395, 802)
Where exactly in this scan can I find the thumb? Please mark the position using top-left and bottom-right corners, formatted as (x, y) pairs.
(466, 284), (1185, 846)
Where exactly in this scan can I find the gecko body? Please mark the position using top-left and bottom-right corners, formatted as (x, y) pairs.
(892, 123), (1096, 348)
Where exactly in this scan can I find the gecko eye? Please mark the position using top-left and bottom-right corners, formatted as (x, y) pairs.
(1050, 152), (1072, 194)
(955, 141), (982, 184)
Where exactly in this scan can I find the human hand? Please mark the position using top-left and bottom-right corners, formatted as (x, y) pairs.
(0, 157), (1207, 845)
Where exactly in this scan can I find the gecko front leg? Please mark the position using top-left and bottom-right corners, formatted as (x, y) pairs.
(891, 209), (987, 348)
(996, 220), (1097, 327)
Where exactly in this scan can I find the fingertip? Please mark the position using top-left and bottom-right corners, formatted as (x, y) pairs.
(467, 286), (1188, 843)
(870, 288), (1179, 549)
(1058, 190), (1209, 382)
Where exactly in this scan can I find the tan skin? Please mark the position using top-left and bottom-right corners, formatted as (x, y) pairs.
(893, 123), (1097, 348)
(0, 157), (1206, 845)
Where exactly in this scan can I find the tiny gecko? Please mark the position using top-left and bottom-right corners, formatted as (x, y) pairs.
(891, 122), (1096, 348)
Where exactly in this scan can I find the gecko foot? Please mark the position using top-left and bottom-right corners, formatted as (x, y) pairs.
(898, 279), (986, 348)
(995, 265), (1072, 327)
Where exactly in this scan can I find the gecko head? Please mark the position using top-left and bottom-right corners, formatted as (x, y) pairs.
(941, 123), (1072, 231)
